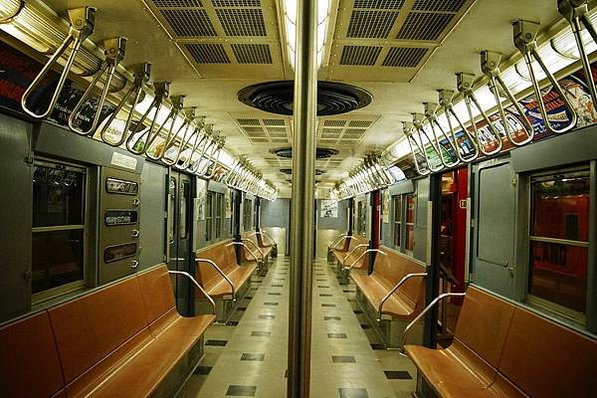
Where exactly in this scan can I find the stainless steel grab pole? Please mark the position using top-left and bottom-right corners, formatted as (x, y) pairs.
(287, 0), (316, 396)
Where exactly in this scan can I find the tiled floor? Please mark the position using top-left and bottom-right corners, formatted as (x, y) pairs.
(177, 255), (416, 398)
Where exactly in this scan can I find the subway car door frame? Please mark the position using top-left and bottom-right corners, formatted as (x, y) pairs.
(166, 170), (195, 316)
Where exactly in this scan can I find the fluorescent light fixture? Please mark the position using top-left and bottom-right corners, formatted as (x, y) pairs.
(389, 165), (406, 182)
(282, 0), (331, 69)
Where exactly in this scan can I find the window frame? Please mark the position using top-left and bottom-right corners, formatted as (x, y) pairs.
(392, 195), (402, 249)
(404, 193), (416, 254)
(31, 158), (89, 304)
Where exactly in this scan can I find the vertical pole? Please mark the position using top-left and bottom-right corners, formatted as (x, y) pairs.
(424, 174), (442, 348)
(368, 190), (380, 274)
(287, 0), (317, 396)
(347, 197), (354, 235)
(233, 189), (242, 264)
(255, 196), (262, 232)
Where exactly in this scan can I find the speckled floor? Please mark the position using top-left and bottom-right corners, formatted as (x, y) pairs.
(177, 234), (416, 398)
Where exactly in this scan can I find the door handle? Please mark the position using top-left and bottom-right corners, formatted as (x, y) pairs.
(131, 260), (139, 269)
(131, 198), (140, 207)
(131, 229), (140, 238)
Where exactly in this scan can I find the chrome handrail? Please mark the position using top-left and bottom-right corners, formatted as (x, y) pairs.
(145, 95), (184, 161)
(377, 272), (427, 322)
(404, 122), (431, 176)
(254, 231), (277, 247)
(558, 0), (597, 108)
(188, 124), (213, 173)
(126, 81), (170, 155)
(68, 37), (127, 136)
(168, 270), (216, 315)
(195, 257), (236, 301)
(204, 137), (224, 179)
(344, 243), (369, 261)
(99, 62), (151, 147)
(170, 108), (199, 167)
(481, 51), (534, 146)
(21, 7), (96, 119)
(425, 102), (460, 168)
(413, 113), (443, 172)
(456, 72), (503, 156)
(345, 249), (386, 270)
(328, 234), (350, 249)
(178, 119), (206, 170)
(438, 90), (479, 163)
(399, 291), (467, 355)
(513, 20), (577, 134)
(227, 241), (263, 263)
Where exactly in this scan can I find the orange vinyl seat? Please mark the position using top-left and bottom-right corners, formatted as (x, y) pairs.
(195, 239), (257, 298)
(405, 285), (597, 398)
(334, 235), (368, 267)
(350, 245), (426, 319)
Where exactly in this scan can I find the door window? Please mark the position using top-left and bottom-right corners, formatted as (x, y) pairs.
(392, 195), (402, 248)
(405, 194), (416, 252)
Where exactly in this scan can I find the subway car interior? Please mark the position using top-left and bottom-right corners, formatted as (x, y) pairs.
(1, 0), (597, 397)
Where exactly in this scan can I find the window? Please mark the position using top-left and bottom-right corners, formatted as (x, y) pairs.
(205, 192), (213, 242)
(32, 160), (87, 299)
(356, 201), (366, 236)
(179, 181), (191, 239)
(405, 194), (416, 252)
(527, 168), (589, 323)
(215, 192), (224, 239)
(392, 195), (402, 247)
(243, 199), (253, 231)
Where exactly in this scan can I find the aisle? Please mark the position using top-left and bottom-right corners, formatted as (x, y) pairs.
(178, 256), (416, 397)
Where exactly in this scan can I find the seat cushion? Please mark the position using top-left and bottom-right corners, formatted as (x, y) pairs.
(351, 272), (415, 319)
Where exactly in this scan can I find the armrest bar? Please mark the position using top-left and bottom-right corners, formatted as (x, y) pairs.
(377, 272), (428, 322)
(345, 243), (369, 259)
(345, 249), (386, 270)
(168, 270), (216, 315)
(253, 231), (276, 246)
(328, 234), (350, 249)
(240, 239), (265, 260)
(227, 241), (263, 262)
(195, 257), (236, 301)
(399, 291), (466, 355)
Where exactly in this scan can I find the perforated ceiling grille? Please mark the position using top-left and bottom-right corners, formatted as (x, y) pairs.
(216, 8), (266, 36)
(317, 118), (378, 145)
(162, 9), (216, 36)
(397, 12), (455, 40)
(232, 44), (272, 63)
(234, 116), (291, 144)
(347, 10), (399, 38)
(212, 0), (261, 6)
(353, 0), (405, 9)
(413, 0), (466, 12)
(185, 43), (230, 63)
(152, 0), (203, 7)
(340, 46), (382, 66)
(382, 46), (428, 67)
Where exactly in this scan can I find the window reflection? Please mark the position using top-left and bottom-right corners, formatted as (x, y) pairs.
(528, 170), (589, 317)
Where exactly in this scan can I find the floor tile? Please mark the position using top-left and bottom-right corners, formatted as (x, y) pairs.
(241, 353), (265, 361)
(263, 302), (278, 306)
(324, 316), (341, 321)
(251, 331), (272, 337)
(322, 303), (336, 307)
(327, 333), (348, 339)
(339, 388), (369, 398)
(194, 365), (212, 375)
(258, 314), (275, 320)
(384, 370), (412, 380)
(205, 339), (228, 346)
(332, 355), (356, 363)
(226, 385), (257, 397)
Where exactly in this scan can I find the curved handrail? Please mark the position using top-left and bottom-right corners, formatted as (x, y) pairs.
(227, 241), (263, 263)
(240, 239), (265, 261)
(204, 137), (224, 179)
(68, 37), (127, 136)
(404, 122), (431, 176)
(254, 231), (277, 247)
(344, 243), (369, 262)
(457, 73), (503, 156)
(481, 51), (534, 146)
(328, 233), (350, 249)
(345, 249), (386, 270)
(168, 270), (216, 315)
(125, 81), (169, 155)
(558, 0), (597, 107)
(21, 7), (96, 119)
(99, 62), (151, 147)
(513, 20), (577, 134)
(145, 95), (184, 161)
(377, 272), (427, 322)
(413, 114), (443, 172)
(195, 258), (236, 301)
(178, 120), (207, 170)
(399, 291), (467, 355)
(438, 90), (479, 163)
(425, 103), (460, 168)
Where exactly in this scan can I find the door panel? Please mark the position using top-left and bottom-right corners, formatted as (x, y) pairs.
(474, 161), (516, 298)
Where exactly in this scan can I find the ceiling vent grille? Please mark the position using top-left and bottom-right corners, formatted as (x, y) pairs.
(353, 0), (405, 9)
(413, 0), (466, 12)
(152, 0), (203, 7)
(397, 12), (454, 40)
(162, 9), (216, 36)
(232, 44), (272, 63)
(185, 43), (230, 63)
(211, 0), (261, 6)
(349, 120), (373, 128)
(382, 46), (428, 67)
(324, 120), (347, 127)
(347, 10), (399, 38)
(235, 117), (290, 144)
(318, 118), (378, 144)
(263, 119), (285, 126)
(216, 8), (267, 36)
(237, 118), (260, 125)
(339, 45), (382, 66)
